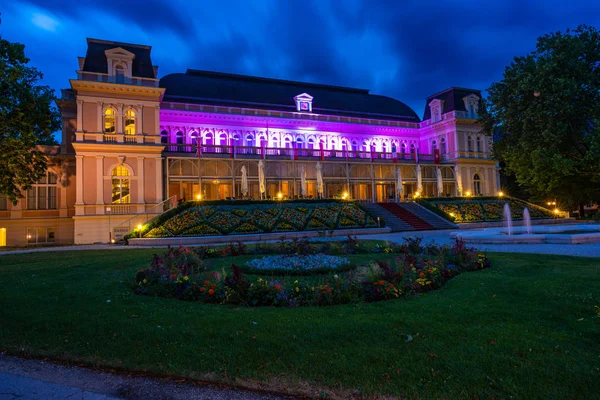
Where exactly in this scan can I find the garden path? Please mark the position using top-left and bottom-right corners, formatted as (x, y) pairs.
(0, 354), (292, 400)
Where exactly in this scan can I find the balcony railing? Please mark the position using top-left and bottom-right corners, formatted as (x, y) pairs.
(162, 143), (462, 163)
(76, 71), (160, 88)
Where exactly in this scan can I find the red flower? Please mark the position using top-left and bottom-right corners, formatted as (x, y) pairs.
(274, 284), (281, 291)
(208, 289), (215, 295)
(171, 274), (177, 279)
(204, 280), (210, 285)
(200, 287), (206, 292)
(419, 272), (425, 278)
(427, 269), (433, 274)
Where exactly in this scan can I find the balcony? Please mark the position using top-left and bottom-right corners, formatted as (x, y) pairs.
(163, 143), (455, 164)
(76, 71), (160, 88)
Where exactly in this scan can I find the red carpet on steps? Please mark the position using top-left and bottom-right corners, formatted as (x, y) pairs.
(378, 203), (434, 230)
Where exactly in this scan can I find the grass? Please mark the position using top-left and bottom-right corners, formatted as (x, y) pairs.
(0, 248), (599, 399)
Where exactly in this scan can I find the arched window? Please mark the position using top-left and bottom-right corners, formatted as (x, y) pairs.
(160, 130), (168, 144)
(112, 166), (130, 204)
(232, 134), (242, 147)
(190, 131), (200, 147)
(473, 173), (482, 196)
(219, 132), (228, 146)
(124, 109), (135, 135)
(104, 108), (116, 134)
(296, 137), (304, 148)
(283, 136), (292, 148)
(401, 143), (406, 154)
(307, 138), (315, 150)
(204, 132), (213, 146)
(115, 64), (125, 84)
(432, 140), (437, 152)
(410, 143), (415, 154)
(245, 134), (254, 147)
(362, 141), (369, 152)
(27, 170), (58, 210)
(476, 136), (482, 153)
(467, 136), (473, 152)
(440, 137), (447, 154)
(351, 141), (358, 152)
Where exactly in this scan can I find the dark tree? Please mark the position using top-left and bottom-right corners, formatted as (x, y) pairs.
(0, 38), (60, 205)
(479, 25), (600, 215)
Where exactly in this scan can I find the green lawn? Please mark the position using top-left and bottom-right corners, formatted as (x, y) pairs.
(1, 249), (599, 399)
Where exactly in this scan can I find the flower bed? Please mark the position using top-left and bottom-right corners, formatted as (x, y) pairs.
(139, 202), (377, 238)
(245, 254), (350, 274)
(133, 237), (491, 307)
(425, 197), (554, 223)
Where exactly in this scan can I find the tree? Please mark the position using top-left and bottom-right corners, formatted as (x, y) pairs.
(0, 38), (60, 205)
(480, 25), (600, 216)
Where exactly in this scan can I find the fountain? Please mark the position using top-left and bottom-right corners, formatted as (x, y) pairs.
(523, 207), (532, 234)
(503, 203), (513, 235)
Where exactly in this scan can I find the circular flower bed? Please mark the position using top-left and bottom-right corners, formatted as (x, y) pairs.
(133, 237), (492, 307)
(245, 254), (349, 274)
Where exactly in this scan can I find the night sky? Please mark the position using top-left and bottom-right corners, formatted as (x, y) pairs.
(3, 0), (599, 125)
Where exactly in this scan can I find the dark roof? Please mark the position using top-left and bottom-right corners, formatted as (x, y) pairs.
(160, 69), (420, 122)
(422, 87), (482, 120)
(82, 38), (156, 79)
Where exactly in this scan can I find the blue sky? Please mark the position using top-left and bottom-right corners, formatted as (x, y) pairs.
(2, 0), (599, 121)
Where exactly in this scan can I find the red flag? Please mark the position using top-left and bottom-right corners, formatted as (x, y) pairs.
(319, 141), (324, 161)
(195, 144), (202, 158)
(434, 149), (440, 164)
(261, 139), (266, 159)
(392, 143), (398, 163)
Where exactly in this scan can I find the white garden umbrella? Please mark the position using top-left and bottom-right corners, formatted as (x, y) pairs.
(436, 167), (443, 196)
(397, 167), (403, 202)
(240, 165), (248, 197)
(455, 165), (463, 196)
(300, 165), (307, 197)
(416, 164), (423, 194)
(258, 160), (265, 199)
(316, 161), (324, 198)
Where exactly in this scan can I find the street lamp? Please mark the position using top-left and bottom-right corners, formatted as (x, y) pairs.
(137, 224), (143, 238)
(498, 191), (504, 197)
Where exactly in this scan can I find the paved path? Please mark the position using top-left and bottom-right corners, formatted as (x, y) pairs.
(2, 224), (600, 258)
(0, 354), (291, 400)
(360, 229), (600, 257)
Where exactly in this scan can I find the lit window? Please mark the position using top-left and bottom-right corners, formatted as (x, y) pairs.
(124, 109), (135, 135)
(27, 171), (58, 210)
(27, 227), (55, 244)
(111, 166), (130, 204)
(104, 108), (116, 134)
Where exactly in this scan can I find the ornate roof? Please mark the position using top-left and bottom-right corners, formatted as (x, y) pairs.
(160, 69), (420, 122)
(422, 87), (482, 121)
(82, 38), (156, 79)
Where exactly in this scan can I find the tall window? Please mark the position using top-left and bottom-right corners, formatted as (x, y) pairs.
(410, 143), (415, 154)
(0, 194), (8, 210)
(296, 137), (304, 149)
(111, 166), (130, 204)
(440, 138), (447, 155)
(124, 109), (136, 135)
(160, 130), (168, 144)
(115, 64), (125, 84)
(476, 136), (482, 153)
(467, 136), (473, 152)
(27, 171), (58, 210)
(432, 140), (437, 152)
(473, 174), (482, 196)
(246, 134), (254, 147)
(401, 143), (406, 155)
(104, 108), (116, 134)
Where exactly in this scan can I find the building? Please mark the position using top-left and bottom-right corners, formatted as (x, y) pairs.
(0, 38), (498, 246)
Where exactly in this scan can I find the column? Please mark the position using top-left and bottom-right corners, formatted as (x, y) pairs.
(156, 157), (163, 203)
(154, 105), (160, 136)
(96, 156), (104, 213)
(137, 105), (145, 144)
(76, 100), (83, 132)
(97, 102), (103, 133)
(75, 155), (84, 215)
(137, 157), (145, 210)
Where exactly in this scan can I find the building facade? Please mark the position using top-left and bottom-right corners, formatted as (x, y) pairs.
(0, 38), (499, 246)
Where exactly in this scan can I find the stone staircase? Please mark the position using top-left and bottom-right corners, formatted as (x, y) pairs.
(399, 202), (457, 230)
(361, 203), (415, 232)
(378, 203), (434, 230)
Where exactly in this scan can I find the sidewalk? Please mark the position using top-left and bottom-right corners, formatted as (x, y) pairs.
(0, 354), (291, 400)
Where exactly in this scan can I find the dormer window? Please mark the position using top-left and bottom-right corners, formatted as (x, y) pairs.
(428, 98), (444, 123)
(294, 93), (314, 113)
(115, 64), (125, 84)
(105, 47), (135, 84)
(463, 94), (480, 118)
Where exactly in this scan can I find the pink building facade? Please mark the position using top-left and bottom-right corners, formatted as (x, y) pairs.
(0, 38), (498, 246)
